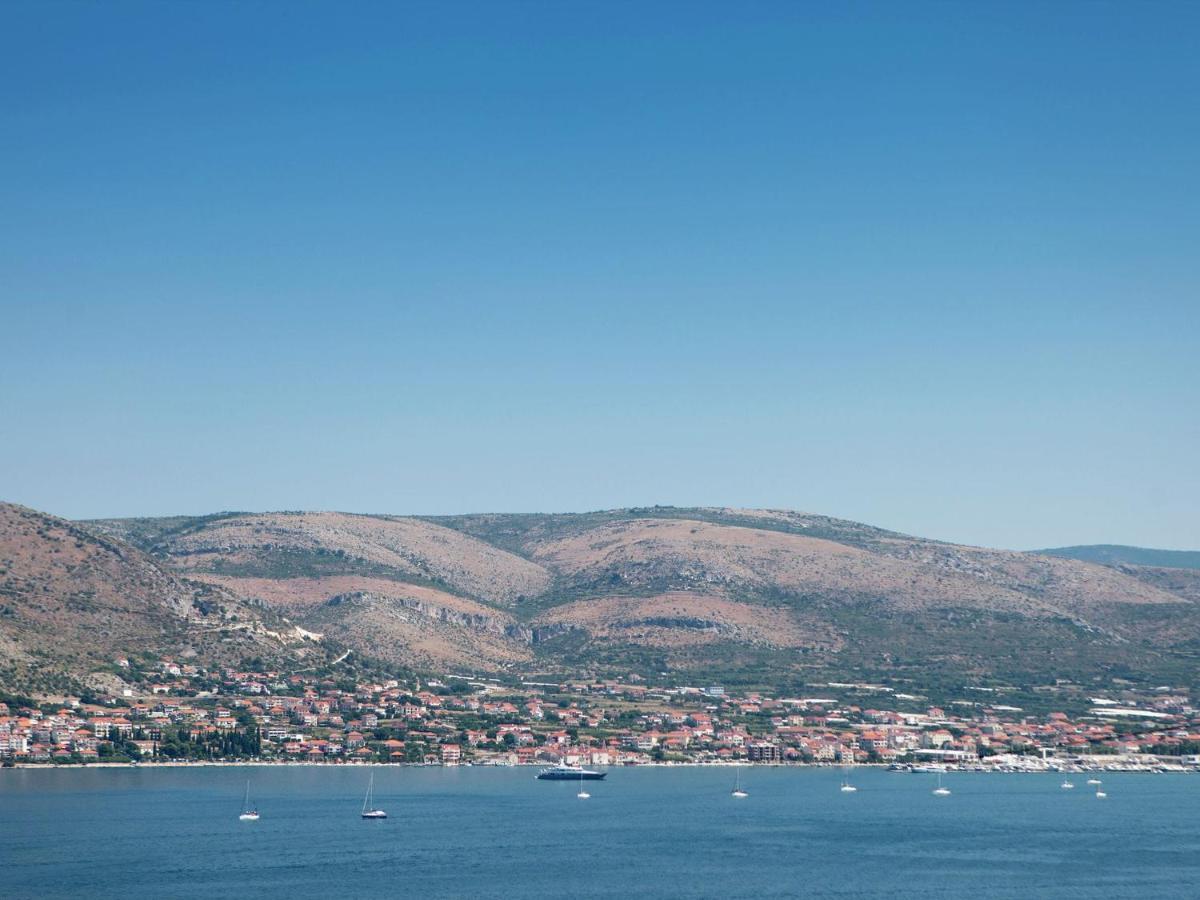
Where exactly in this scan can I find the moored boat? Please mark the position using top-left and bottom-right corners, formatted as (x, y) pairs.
(361, 772), (387, 819)
(238, 780), (259, 821)
(536, 762), (606, 781)
(731, 764), (748, 798)
(932, 772), (951, 796)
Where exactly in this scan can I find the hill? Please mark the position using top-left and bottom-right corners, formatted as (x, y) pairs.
(0, 503), (324, 693)
(100, 510), (550, 605)
(1036, 544), (1200, 570)
(75, 505), (1200, 698)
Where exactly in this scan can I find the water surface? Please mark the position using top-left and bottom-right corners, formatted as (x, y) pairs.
(2, 766), (1196, 899)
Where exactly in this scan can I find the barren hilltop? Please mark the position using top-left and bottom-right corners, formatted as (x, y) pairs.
(3, 502), (1198, 697)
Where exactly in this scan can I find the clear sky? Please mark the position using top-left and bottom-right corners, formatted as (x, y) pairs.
(2, 2), (1197, 550)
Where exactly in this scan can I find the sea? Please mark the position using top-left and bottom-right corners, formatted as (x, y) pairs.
(2, 765), (1198, 899)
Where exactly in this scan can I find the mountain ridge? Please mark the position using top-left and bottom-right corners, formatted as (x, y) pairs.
(61, 505), (1200, 697)
(0, 500), (1189, 698)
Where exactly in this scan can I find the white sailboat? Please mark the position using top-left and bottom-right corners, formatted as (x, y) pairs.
(238, 780), (260, 821)
(361, 771), (387, 819)
(1060, 779), (1075, 790)
(932, 772), (951, 796)
(731, 764), (748, 798)
(1087, 778), (1102, 786)
(1095, 789), (1107, 799)
(577, 767), (590, 800)
(840, 762), (857, 793)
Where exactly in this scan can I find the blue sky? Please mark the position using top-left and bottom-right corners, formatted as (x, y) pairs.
(2, 2), (1197, 550)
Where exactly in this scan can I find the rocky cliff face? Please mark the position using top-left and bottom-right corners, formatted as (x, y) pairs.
(302, 588), (533, 671)
(324, 590), (527, 639)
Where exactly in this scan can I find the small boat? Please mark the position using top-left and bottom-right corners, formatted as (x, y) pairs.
(731, 764), (748, 798)
(1061, 780), (1075, 790)
(361, 772), (387, 819)
(577, 768), (590, 800)
(932, 772), (951, 796)
(840, 765), (857, 792)
(1095, 790), (1107, 799)
(238, 780), (259, 821)
(1087, 778), (1102, 785)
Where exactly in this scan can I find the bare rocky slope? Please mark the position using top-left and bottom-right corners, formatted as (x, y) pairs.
(0, 503), (323, 693)
(111, 511), (550, 606)
(75, 505), (1200, 693)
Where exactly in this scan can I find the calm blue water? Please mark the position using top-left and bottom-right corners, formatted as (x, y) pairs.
(2, 766), (1198, 899)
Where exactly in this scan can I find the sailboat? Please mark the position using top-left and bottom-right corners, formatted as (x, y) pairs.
(1095, 789), (1107, 799)
(840, 763), (857, 793)
(238, 780), (260, 821)
(1060, 779), (1075, 790)
(731, 764), (748, 798)
(361, 772), (387, 819)
(1087, 778), (1102, 786)
(932, 772), (951, 796)
(577, 767), (590, 800)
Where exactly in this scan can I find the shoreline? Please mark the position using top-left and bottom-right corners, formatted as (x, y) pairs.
(5, 760), (1194, 773)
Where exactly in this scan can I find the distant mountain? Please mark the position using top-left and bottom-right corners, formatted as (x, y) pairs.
(1035, 544), (1200, 570)
(0, 503), (323, 693)
(75, 506), (1200, 696)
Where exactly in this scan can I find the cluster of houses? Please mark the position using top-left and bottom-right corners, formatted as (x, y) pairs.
(3, 660), (1200, 768)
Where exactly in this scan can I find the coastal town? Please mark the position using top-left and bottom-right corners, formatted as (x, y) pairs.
(3, 657), (1200, 773)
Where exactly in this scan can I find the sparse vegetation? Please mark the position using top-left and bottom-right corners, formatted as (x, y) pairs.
(4, 502), (1200, 701)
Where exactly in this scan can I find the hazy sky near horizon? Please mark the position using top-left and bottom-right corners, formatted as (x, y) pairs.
(2, 2), (1197, 550)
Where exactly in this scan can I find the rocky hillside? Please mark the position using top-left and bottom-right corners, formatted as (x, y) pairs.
(76, 505), (1200, 693)
(105, 511), (550, 605)
(0, 504), (322, 693)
